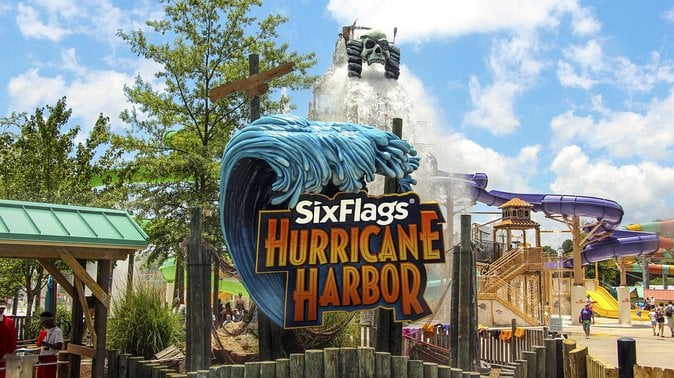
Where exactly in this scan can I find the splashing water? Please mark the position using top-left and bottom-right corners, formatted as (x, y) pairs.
(307, 32), (468, 323)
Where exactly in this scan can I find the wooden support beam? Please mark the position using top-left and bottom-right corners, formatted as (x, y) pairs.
(37, 259), (75, 297)
(57, 247), (109, 308)
(74, 277), (96, 349)
(0, 244), (132, 260)
(208, 62), (295, 101)
(67, 343), (96, 359)
(93, 260), (111, 378)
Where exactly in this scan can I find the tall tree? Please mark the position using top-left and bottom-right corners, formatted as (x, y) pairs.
(0, 97), (115, 317)
(115, 0), (317, 265)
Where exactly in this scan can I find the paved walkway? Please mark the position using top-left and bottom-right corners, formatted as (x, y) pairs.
(555, 315), (674, 369)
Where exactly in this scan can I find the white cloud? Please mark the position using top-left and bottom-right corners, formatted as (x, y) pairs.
(463, 34), (543, 135)
(16, 3), (70, 41)
(557, 40), (674, 92)
(568, 5), (600, 36)
(550, 91), (674, 162)
(15, 0), (162, 47)
(663, 6), (674, 23)
(549, 145), (674, 223)
(464, 76), (520, 134)
(326, 0), (589, 43)
(565, 39), (603, 67)
(7, 68), (66, 110)
(556, 61), (596, 89)
(6, 50), (161, 134)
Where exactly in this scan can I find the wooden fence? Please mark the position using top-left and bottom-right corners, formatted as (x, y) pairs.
(403, 325), (546, 366)
(104, 331), (674, 378)
(12, 315), (28, 340)
(107, 347), (483, 378)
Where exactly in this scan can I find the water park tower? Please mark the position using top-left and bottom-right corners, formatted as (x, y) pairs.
(477, 198), (546, 326)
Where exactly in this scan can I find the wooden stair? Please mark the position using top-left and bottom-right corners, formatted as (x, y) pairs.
(479, 247), (543, 326)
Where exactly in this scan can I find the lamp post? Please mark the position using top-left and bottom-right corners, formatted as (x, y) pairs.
(557, 247), (563, 319)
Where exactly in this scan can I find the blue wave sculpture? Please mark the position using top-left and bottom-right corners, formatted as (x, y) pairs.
(219, 114), (419, 325)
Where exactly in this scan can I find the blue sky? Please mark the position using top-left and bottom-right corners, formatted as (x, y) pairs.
(1, 0), (674, 238)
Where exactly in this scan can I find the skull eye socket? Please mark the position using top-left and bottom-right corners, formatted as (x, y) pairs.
(378, 40), (389, 50)
(364, 40), (376, 49)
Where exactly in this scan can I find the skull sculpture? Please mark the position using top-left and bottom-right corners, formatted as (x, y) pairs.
(346, 28), (400, 79)
(360, 30), (391, 66)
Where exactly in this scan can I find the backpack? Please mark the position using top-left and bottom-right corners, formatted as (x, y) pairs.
(656, 308), (665, 321)
(666, 306), (673, 317)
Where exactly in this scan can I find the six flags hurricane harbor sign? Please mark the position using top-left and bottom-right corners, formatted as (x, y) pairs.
(256, 190), (445, 328)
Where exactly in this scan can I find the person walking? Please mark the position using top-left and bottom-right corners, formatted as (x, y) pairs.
(0, 300), (17, 378)
(579, 303), (595, 339)
(650, 308), (658, 336)
(37, 311), (63, 378)
(665, 301), (674, 337)
(655, 303), (666, 337)
(235, 293), (246, 321)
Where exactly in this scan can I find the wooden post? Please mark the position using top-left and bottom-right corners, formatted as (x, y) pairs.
(174, 254), (185, 303)
(510, 319), (517, 362)
(244, 362), (260, 378)
(407, 360), (423, 377)
(93, 260), (111, 377)
(521, 350), (536, 378)
(340, 348), (358, 377)
(572, 216), (582, 286)
(358, 347), (375, 377)
(544, 338), (557, 378)
(249, 54), (261, 121)
(68, 260), (85, 378)
(556, 338), (564, 377)
(304, 350), (323, 376)
(259, 361), (276, 377)
(533, 345), (546, 378)
(324, 348), (340, 377)
(275, 358), (289, 377)
(568, 347), (587, 378)
(247, 53), (284, 361)
(213, 257), (219, 327)
(562, 339), (577, 378)
(289, 353), (305, 377)
(641, 257), (651, 289)
(375, 352), (391, 378)
(126, 253), (134, 296)
(457, 214), (473, 371)
(449, 244), (460, 367)
(118, 353), (130, 378)
(128, 356), (144, 377)
(376, 118), (403, 355)
(107, 350), (119, 378)
(389, 356), (409, 378)
(186, 207), (211, 371)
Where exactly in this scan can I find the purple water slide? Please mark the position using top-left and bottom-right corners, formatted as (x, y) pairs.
(452, 173), (624, 229)
(562, 230), (661, 267)
(452, 173), (659, 266)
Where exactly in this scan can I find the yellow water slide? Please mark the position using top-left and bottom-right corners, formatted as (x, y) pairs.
(586, 287), (648, 321)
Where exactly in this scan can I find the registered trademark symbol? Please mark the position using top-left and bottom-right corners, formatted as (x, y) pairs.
(409, 198), (415, 204)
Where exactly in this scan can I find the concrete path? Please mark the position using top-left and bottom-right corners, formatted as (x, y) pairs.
(555, 315), (674, 369)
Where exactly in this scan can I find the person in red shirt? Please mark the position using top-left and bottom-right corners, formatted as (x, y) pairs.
(0, 299), (17, 378)
(36, 311), (63, 378)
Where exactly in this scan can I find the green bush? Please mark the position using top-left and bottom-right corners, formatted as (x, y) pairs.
(107, 285), (184, 359)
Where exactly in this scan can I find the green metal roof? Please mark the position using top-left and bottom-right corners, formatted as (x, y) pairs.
(0, 200), (148, 249)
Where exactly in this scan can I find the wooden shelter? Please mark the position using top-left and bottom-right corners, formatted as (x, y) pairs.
(0, 199), (148, 377)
